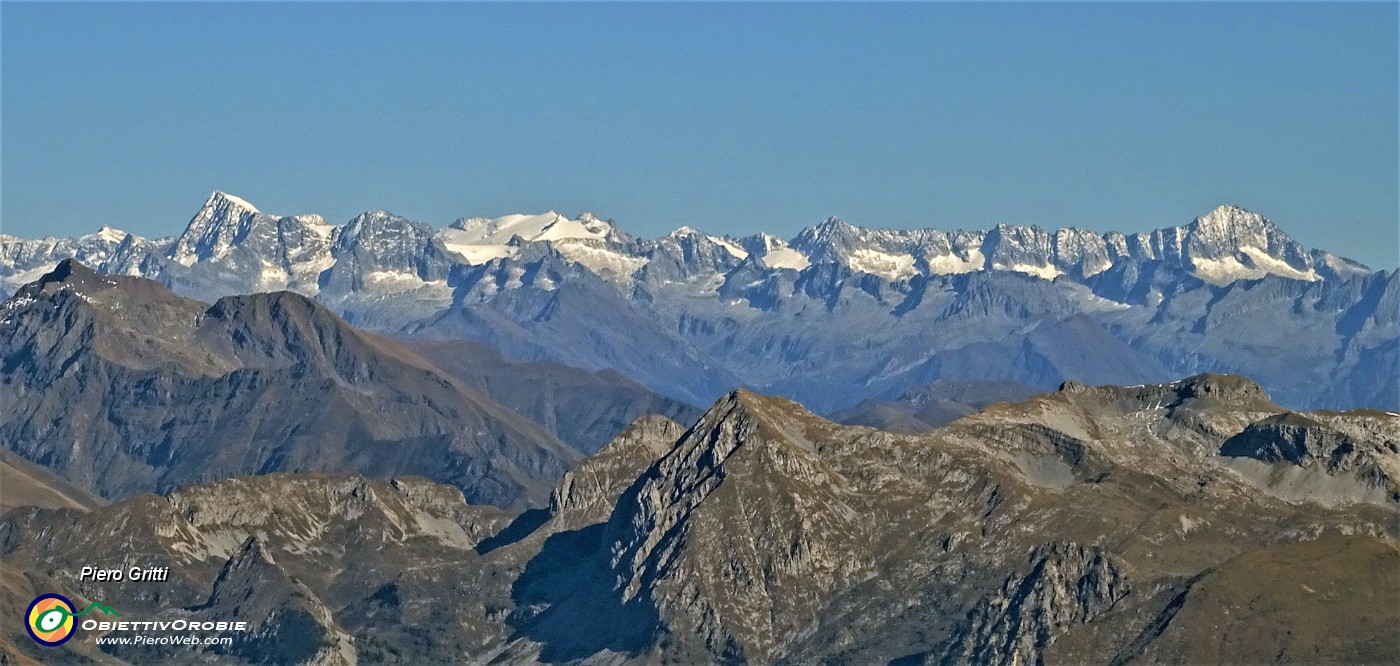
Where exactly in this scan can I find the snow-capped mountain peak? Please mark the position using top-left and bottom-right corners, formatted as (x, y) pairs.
(445, 211), (617, 245)
(658, 226), (748, 262)
(1187, 205), (1280, 251)
(168, 191), (271, 266)
(209, 190), (260, 214)
(1170, 205), (1322, 284)
(91, 225), (130, 244)
(438, 211), (628, 268)
(791, 217), (859, 254)
(2, 194), (1378, 323)
(2, 194), (1389, 415)
(739, 232), (786, 256)
(813, 215), (855, 234)
(575, 212), (619, 238)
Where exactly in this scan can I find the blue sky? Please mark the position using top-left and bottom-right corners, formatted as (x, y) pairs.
(2, 2), (1396, 268)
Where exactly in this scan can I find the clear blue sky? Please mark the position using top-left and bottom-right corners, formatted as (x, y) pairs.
(2, 2), (1396, 268)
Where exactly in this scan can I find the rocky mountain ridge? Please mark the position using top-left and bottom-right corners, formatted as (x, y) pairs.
(4, 374), (1395, 665)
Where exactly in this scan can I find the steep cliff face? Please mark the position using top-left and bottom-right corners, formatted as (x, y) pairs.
(548, 415), (685, 530)
(0, 474), (515, 665)
(566, 378), (1396, 664)
(930, 542), (1131, 666)
(1220, 411), (1400, 505)
(601, 392), (877, 662)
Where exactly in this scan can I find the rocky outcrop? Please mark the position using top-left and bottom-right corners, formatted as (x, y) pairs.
(192, 537), (356, 666)
(548, 415), (683, 529)
(933, 542), (1130, 666)
(1221, 412), (1400, 504)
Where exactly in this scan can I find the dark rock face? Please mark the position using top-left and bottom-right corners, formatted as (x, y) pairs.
(1223, 413), (1362, 466)
(0, 474), (512, 664)
(931, 542), (1131, 666)
(1220, 412), (1400, 502)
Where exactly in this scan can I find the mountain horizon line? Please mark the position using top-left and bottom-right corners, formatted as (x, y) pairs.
(1, 188), (1376, 270)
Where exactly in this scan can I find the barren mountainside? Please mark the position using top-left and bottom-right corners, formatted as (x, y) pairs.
(3, 375), (1395, 665)
(0, 260), (578, 509)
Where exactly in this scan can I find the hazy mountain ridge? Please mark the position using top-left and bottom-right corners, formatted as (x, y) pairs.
(4, 374), (1395, 665)
(2, 192), (1395, 413)
(0, 260), (579, 509)
(403, 338), (702, 454)
(832, 379), (1045, 432)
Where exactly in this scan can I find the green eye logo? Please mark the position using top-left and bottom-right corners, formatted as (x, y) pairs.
(25, 594), (120, 647)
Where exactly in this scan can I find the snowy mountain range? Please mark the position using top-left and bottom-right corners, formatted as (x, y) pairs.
(2, 191), (1395, 410)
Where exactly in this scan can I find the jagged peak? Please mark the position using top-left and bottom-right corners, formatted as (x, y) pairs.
(688, 388), (835, 445)
(182, 191), (265, 235)
(229, 534), (276, 567)
(1181, 204), (1287, 245)
(607, 414), (685, 453)
(985, 221), (1053, 239)
(795, 216), (858, 242)
(89, 225), (130, 244)
(167, 191), (269, 265)
(6, 259), (191, 320)
(289, 213), (331, 227)
(1196, 204), (1267, 225)
(739, 232), (787, 253)
(350, 209), (405, 222)
(547, 414), (684, 524)
(340, 210), (429, 240)
(202, 190), (261, 215)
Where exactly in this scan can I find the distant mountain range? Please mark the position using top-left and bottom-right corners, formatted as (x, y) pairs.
(4, 374), (1396, 664)
(3, 192), (1395, 413)
(2, 228), (1396, 663)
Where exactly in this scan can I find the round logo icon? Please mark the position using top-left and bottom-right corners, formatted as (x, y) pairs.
(26, 593), (76, 646)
